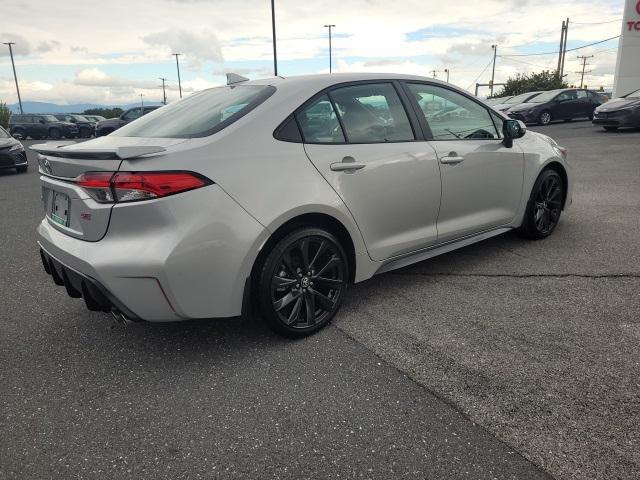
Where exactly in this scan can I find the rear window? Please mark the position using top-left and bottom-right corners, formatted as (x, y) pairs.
(113, 85), (275, 138)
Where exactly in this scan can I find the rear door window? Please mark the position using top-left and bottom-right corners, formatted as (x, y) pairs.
(297, 95), (345, 143)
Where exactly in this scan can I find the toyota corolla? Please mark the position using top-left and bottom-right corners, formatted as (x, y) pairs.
(35, 73), (571, 337)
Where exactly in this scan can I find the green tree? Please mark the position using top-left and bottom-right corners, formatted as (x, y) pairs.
(496, 70), (568, 97)
(82, 107), (123, 119)
(0, 102), (11, 129)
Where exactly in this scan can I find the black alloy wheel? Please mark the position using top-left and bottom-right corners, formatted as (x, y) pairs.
(48, 129), (61, 140)
(519, 169), (564, 239)
(538, 110), (552, 126)
(257, 227), (347, 337)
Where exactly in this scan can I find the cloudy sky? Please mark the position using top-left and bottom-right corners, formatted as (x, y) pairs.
(0, 0), (625, 106)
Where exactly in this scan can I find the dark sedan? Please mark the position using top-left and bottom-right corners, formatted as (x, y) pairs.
(0, 126), (28, 173)
(507, 88), (603, 125)
(592, 88), (640, 131)
(95, 106), (160, 137)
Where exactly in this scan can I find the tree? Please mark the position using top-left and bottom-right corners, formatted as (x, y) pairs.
(82, 107), (123, 119)
(0, 102), (11, 129)
(496, 70), (568, 97)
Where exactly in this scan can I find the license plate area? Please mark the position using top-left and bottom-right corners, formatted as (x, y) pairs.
(51, 191), (70, 227)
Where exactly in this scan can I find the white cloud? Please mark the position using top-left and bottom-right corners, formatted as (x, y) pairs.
(142, 29), (224, 67)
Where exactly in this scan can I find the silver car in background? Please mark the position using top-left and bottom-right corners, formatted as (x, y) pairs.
(35, 73), (571, 337)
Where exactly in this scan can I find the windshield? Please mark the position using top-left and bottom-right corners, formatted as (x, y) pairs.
(625, 88), (640, 99)
(0, 126), (10, 138)
(529, 90), (562, 103)
(43, 115), (58, 122)
(113, 85), (276, 138)
(506, 92), (540, 104)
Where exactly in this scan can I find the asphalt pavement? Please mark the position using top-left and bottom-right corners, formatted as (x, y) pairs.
(1, 121), (638, 480)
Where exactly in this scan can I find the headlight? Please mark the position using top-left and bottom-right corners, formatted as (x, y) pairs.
(9, 144), (24, 152)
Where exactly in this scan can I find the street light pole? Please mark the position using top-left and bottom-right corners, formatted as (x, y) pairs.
(172, 53), (182, 98)
(444, 68), (450, 83)
(490, 44), (498, 97)
(271, 0), (278, 76)
(140, 93), (144, 107)
(323, 24), (335, 73)
(3, 42), (24, 114)
(159, 77), (167, 105)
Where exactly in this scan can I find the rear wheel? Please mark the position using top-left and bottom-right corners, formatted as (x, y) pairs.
(48, 129), (61, 140)
(538, 110), (552, 126)
(79, 128), (91, 138)
(518, 169), (565, 239)
(256, 227), (348, 338)
(11, 128), (25, 140)
(16, 165), (27, 173)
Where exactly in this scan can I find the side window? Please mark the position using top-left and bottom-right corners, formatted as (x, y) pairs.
(576, 90), (588, 99)
(557, 91), (576, 101)
(296, 94), (345, 143)
(406, 83), (499, 140)
(329, 83), (414, 143)
(122, 108), (142, 121)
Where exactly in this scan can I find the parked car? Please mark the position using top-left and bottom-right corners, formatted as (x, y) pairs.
(95, 106), (161, 136)
(83, 115), (106, 123)
(493, 91), (542, 112)
(485, 96), (513, 106)
(592, 88), (640, 131)
(9, 114), (78, 140)
(0, 126), (28, 173)
(507, 88), (604, 125)
(34, 73), (571, 337)
(53, 114), (95, 138)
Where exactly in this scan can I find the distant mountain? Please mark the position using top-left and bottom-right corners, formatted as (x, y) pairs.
(8, 101), (163, 114)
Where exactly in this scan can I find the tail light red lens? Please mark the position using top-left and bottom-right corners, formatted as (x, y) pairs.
(75, 171), (212, 203)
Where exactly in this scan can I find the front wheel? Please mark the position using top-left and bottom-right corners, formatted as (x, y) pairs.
(518, 169), (565, 239)
(256, 227), (348, 338)
(604, 126), (618, 132)
(16, 165), (28, 173)
(538, 111), (552, 126)
(48, 129), (61, 140)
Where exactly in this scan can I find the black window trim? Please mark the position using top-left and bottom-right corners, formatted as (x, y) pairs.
(274, 79), (423, 145)
(400, 80), (504, 143)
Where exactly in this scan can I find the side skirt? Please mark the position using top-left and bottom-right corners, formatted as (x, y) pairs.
(375, 227), (512, 275)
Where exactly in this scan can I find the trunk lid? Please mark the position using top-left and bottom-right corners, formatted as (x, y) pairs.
(33, 137), (187, 241)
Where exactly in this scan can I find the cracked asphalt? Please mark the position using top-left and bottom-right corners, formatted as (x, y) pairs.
(1, 121), (638, 480)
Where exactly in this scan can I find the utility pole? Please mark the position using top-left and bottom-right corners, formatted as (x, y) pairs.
(172, 53), (182, 98)
(430, 69), (438, 79)
(577, 55), (594, 88)
(159, 77), (167, 105)
(557, 21), (566, 78)
(560, 18), (570, 79)
(271, 0), (278, 76)
(3, 42), (23, 114)
(444, 68), (450, 83)
(140, 93), (144, 107)
(324, 24), (336, 73)
(490, 44), (498, 97)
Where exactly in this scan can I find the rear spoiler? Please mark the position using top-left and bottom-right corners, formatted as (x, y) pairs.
(30, 142), (166, 160)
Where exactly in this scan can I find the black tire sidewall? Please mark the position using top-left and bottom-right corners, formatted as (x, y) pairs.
(520, 169), (563, 239)
(256, 227), (348, 338)
(48, 129), (61, 140)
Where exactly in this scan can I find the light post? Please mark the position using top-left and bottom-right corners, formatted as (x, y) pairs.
(3, 42), (23, 114)
(172, 53), (182, 98)
(324, 24), (336, 73)
(271, 0), (278, 76)
(159, 77), (167, 105)
(444, 68), (450, 83)
(490, 44), (498, 97)
(140, 93), (144, 107)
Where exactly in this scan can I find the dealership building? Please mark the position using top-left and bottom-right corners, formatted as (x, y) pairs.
(613, 0), (640, 96)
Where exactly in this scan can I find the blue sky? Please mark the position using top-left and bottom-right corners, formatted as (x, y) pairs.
(0, 0), (625, 105)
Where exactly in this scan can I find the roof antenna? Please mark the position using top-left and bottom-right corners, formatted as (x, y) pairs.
(226, 73), (250, 85)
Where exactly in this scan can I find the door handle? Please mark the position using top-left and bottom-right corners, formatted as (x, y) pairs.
(330, 156), (366, 172)
(440, 152), (465, 165)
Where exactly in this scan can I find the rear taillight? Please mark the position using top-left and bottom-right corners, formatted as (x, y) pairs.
(75, 171), (212, 203)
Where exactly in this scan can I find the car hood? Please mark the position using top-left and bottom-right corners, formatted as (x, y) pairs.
(0, 137), (20, 148)
(596, 97), (640, 112)
(507, 102), (541, 112)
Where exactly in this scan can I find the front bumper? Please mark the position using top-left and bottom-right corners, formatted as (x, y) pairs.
(508, 111), (537, 123)
(0, 147), (27, 169)
(592, 110), (640, 128)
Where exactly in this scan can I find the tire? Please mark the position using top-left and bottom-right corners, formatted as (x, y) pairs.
(79, 128), (91, 138)
(48, 129), (61, 140)
(256, 227), (348, 338)
(604, 126), (618, 132)
(538, 111), (552, 126)
(16, 165), (27, 173)
(11, 129), (25, 140)
(518, 169), (565, 240)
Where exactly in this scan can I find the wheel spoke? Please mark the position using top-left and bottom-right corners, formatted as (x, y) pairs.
(299, 239), (310, 269)
(273, 276), (297, 289)
(311, 288), (335, 311)
(313, 276), (343, 288)
(274, 290), (301, 312)
(315, 255), (340, 277)
(286, 297), (303, 325)
(281, 251), (297, 277)
(309, 241), (327, 269)
(304, 290), (316, 324)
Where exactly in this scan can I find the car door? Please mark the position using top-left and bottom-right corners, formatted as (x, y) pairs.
(33, 116), (47, 138)
(403, 82), (524, 243)
(299, 82), (442, 261)
(552, 90), (579, 119)
(575, 90), (595, 117)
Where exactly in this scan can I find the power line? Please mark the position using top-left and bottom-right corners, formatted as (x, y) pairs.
(466, 57), (495, 91)
(572, 18), (621, 25)
(500, 35), (620, 57)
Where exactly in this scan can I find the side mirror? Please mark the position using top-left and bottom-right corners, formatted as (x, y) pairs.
(502, 119), (526, 148)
